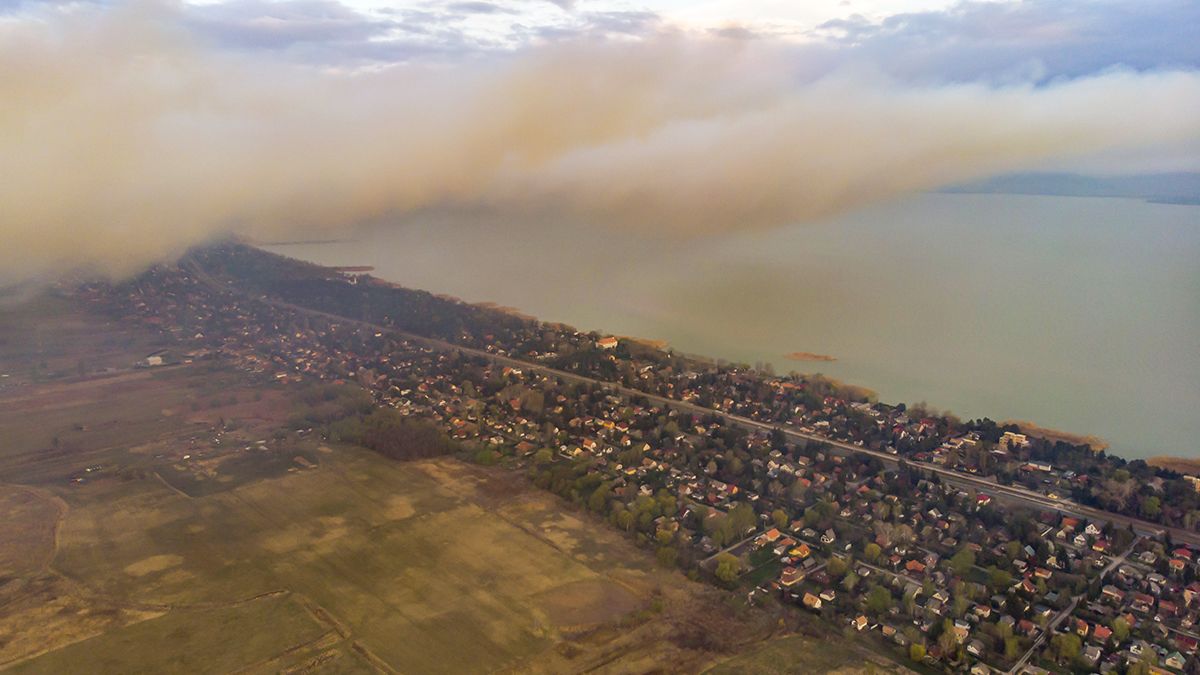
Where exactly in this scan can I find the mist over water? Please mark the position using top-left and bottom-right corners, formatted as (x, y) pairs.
(268, 193), (1200, 461)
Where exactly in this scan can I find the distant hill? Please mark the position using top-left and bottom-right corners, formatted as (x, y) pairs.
(940, 172), (1200, 204)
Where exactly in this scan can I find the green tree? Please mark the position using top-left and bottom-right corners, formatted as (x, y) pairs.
(728, 503), (757, 536)
(827, 556), (848, 579)
(1052, 632), (1081, 662)
(1141, 495), (1162, 519)
(909, 643), (926, 662)
(1004, 636), (1020, 661)
(950, 547), (976, 577)
(866, 585), (892, 615)
(842, 571), (860, 593)
(771, 508), (789, 530)
(1111, 617), (1130, 642)
(714, 552), (740, 585)
(588, 484), (612, 513)
(988, 566), (1013, 591)
(616, 509), (634, 531)
(656, 527), (675, 547)
(864, 542), (882, 564)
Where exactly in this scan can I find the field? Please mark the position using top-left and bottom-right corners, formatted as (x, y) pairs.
(703, 634), (905, 675)
(0, 292), (881, 673)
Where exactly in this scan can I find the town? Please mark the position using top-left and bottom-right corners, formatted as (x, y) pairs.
(63, 242), (1200, 674)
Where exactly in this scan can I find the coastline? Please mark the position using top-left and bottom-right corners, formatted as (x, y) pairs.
(1001, 419), (1110, 452)
(784, 351), (837, 363)
(252, 244), (1163, 463)
(1148, 457), (1200, 476)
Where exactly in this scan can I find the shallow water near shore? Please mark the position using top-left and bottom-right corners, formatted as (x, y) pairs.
(266, 193), (1200, 461)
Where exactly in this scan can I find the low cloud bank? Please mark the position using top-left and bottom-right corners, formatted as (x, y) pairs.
(3, 5), (1199, 284)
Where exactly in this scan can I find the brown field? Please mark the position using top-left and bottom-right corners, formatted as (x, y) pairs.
(0, 293), (873, 674)
(0, 486), (64, 577)
(0, 293), (167, 383)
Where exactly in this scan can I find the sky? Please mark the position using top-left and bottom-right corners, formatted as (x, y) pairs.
(1, 0), (1198, 283)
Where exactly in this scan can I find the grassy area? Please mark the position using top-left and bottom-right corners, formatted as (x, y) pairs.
(7, 594), (331, 675)
(704, 634), (902, 674)
(0, 293), (168, 382)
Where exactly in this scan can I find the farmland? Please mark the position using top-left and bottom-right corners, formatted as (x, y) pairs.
(0, 291), (877, 673)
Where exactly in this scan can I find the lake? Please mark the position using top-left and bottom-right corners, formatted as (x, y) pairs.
(265, 193), (1200, 461)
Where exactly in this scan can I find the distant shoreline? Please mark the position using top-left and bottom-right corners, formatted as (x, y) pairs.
(784, 351), (837, 363)
(619, 335), (670, 351)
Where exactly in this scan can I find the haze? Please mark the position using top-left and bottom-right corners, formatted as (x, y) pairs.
(2, 1), (1199, 284)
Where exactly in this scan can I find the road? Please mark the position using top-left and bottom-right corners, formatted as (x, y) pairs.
(188, 260), (1199, 549)
(1005, 536), (1140, 674)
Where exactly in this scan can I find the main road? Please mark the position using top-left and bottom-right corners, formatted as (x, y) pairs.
(190, 260), (1197, 547)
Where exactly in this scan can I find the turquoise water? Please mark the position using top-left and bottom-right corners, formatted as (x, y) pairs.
(266, 193), (1200, 460)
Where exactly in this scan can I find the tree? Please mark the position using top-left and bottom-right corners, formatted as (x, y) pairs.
(728, 502), (757, 535)
(950, 547), (976, 577)
(827, 556), (848, 579)
(842, 571), (860, 593)
(1141, 495), (1162, 520)
(937, 619), (960, 657)
(771, 508), (789, 530)
(864, 542), (882, 564)
(1004, 636), (1020, 661)
(656, 546), (678, 568)
(866, 585), (892, 615)
(616, 508), (634, 532)
(909, 643), (926, 662)
(588, 484), (612, 513)
(655, 527), (675, 547)
(715, 552), (740, 585)
(1052, 632), (1081, 662)
(988, 566), (1013, 591)
(1111, 617), (1130, 642)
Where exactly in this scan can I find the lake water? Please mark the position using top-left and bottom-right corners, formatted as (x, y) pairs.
(265, 193), (1200, 461)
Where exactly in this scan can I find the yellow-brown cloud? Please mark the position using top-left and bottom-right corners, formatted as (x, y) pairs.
(2, 5), (1199, 283)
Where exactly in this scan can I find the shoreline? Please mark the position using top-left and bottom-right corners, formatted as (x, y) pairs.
(1148, 457), (1200, 476)
(256, 245), (1160, 463)
(784, 351), (837, 363)
(1000, 419), (1110, 452)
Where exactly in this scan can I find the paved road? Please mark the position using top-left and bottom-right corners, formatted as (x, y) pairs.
(1007, 595), (1080, 675)
(188, 261), (1199, 549)
(1005, 536), (1140, 674)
